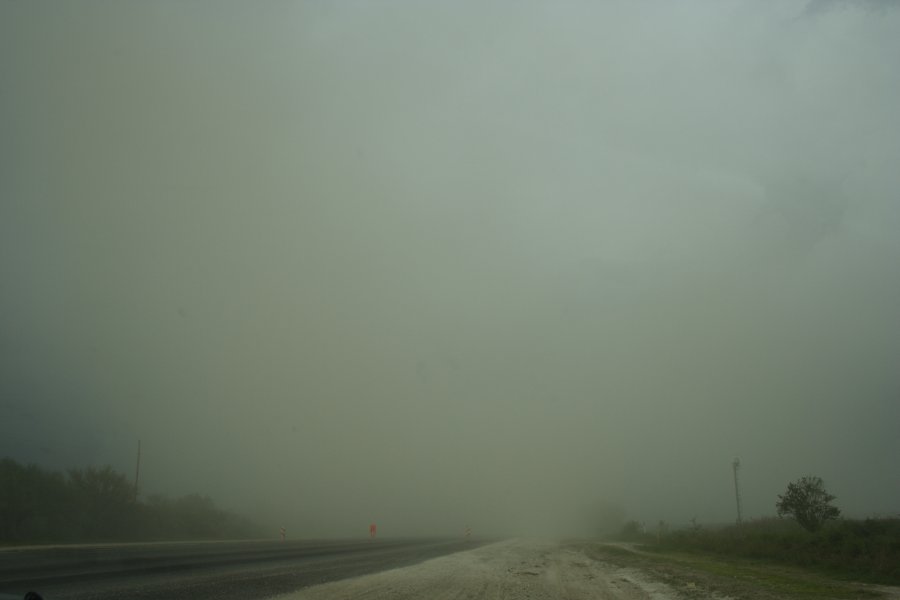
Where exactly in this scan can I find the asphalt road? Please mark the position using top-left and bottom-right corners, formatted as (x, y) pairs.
(0, 538), (485, 600)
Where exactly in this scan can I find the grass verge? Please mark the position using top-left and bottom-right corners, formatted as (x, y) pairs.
(581, 542), (896, 600)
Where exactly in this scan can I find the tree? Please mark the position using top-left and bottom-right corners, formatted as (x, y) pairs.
(0, 458), (261, 543)
(0, 459), (70, 541)
(68, 466), (137, 539)
(588, 501), (626, 537)
(619, 520), (642, 540)
(776, 476), (840, 532)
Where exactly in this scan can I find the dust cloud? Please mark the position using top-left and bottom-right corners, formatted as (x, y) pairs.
(2, 1), (899, 538)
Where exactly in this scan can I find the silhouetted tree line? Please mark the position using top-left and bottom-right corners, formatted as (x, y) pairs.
(0, 458), (260, 544)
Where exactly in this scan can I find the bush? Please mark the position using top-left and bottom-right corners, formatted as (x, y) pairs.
(776, 476), (840, 532)
(0, 457), (261, 544)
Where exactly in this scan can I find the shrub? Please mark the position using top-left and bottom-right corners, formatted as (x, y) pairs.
(776, 476), (840, 532)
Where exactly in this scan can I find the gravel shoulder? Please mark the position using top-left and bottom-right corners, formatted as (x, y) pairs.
(272, 538), (684, 600)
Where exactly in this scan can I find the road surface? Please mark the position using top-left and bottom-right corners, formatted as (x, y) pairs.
(0, 538), (481, 600)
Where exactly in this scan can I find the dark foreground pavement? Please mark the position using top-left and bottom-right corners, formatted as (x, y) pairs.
(0, 538), (485, 600)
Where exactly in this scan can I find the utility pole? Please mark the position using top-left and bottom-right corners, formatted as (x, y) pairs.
(732, 457), (743, 525)
(134, 439), (142, 502)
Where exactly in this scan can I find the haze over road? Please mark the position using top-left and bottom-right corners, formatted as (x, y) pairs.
(3, 0), (900, 539)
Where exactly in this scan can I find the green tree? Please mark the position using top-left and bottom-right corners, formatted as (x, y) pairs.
(618, 520), (642, 540)
(0, 458), (70, 541)
(588, 500), (627, 537)
(68, 465), (137, 539)
(0, 458), (260, 543)
(170, 494), (222, 538)
(776, 475), (840, 532)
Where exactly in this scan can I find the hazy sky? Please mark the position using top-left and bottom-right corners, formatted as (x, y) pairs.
(2, 0), (899, 537)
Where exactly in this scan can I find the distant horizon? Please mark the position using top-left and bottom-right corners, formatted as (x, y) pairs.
(3, 0), (899, 539)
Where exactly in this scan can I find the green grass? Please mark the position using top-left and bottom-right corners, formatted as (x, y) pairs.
(655, 550), (881, 598)
(645, 517), (900, 585)
(586, 543), (886, 599)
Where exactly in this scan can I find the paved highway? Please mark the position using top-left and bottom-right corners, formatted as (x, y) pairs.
(0, 538), (484, 600)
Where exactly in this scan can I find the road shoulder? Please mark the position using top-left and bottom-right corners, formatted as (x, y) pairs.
(272, 539), (683, 599)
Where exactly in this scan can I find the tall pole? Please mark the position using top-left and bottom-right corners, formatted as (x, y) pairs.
(134, 439), (142, 502)
(732, 457), (742, 525)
